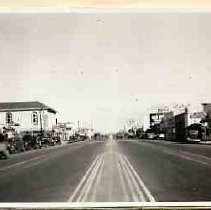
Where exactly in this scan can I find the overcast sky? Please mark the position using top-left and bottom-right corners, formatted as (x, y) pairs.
(0, 12), (211, 132)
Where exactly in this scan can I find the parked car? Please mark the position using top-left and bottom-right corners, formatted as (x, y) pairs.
(146, 132), (157, 139)
(48, 136), (61, 146)
(157, 133), (165, 140)
(22, 133), (38, 150)
(136, 128), (144, 139)
(53, 136), (62, 145)
(40, 136), (51, 148)
(7, 137), (25, 154)
(127, 129), (136, 139)
(93, 132), (103, 141)
(68, 135), (77, 143)
(115, 132), (124, 139)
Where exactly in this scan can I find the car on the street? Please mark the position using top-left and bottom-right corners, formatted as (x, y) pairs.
(146, 133), (157, 139)
(157, 133), (165, 140)
(115, 132), (124, 139)
(93, 132), (103, 141)
(7, 137), (25, 154)
(136, 128), (144, 139)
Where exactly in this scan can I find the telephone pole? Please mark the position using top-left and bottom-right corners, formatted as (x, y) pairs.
(77, 121), (80, 133)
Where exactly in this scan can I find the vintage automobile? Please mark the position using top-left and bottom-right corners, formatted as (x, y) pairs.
(7, 137), (25, 154)
(186, 123), (206, 143)
(136, 128), (144, 139)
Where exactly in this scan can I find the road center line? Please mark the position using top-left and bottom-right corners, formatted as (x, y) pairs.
(68, 155), (99, 202)
(117, 159), (130, 201)
(79, 155), (104, 202)
(117, 155), (138, 201)
(119, 154), (144, 201)
(90, 158), (105, 201)
(68, 154), (100, 202)
(123, 154), (155, 202)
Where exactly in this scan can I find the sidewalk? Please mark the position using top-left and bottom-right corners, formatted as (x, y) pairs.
(199, 141), (211, 145)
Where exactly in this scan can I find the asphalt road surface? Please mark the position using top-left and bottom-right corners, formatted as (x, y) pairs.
(0, 137), (211, 202)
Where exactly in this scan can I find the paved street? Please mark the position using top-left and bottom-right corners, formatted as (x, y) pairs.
(0, 137), (211, 202)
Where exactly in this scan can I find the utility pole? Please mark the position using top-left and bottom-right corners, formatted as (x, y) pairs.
(91, 120), (94, 132)
(77, 121), (80, 133)
(39, 110), (43, 134)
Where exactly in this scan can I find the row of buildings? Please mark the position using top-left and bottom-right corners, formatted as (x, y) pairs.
(0, 101), (89, 142)
(148, 103), (211, 142)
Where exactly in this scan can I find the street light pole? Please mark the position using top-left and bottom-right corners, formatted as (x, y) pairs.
(77, 121), (80, 133)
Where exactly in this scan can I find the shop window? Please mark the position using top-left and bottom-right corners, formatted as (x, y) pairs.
(6, 112), (13, 124)
(32, 112), (38, 125)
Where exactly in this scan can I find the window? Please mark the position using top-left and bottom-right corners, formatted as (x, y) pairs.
(6, 112), (13, 124)
(32, 112), (38, 125)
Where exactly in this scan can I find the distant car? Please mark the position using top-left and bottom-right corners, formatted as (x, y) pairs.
(115, 133), (124, 139)
(93, 133), (102, 141)
(136, 128), (144, 139)
(68, 135), (77, 143)
(146, 132), (157, 139)
(157, 133), (165, 140)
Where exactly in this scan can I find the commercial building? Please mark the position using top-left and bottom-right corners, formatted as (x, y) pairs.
(149, 111), (173, 136)
(158, 105), (210, 142)
(53, 122), (76, 142)
(160, 112), (175, 141)
(0, 101), (57, 135)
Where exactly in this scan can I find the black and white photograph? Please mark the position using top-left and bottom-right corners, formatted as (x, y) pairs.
(0, 10), (211, 204)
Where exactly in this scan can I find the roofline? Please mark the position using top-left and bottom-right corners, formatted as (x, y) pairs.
(150, 111), (172, 115)
(0, 107), (57, 114)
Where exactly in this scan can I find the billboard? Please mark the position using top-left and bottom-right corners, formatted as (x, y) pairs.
(149, 113), (165, 127)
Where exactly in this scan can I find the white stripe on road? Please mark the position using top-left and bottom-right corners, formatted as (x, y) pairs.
(90, 158), (104, 201)
(68, 154), (102, 202)
(119, 154), (145, 201)
(79, 155), (104, 202)
(117, 156), (138, 201)
(68, 151), (155, 202)
(122, 154), (155, 202)
(117, 160), (130, 201)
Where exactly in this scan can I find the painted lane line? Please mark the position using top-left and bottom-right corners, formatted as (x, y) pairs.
(119, 154), (145, 202)
(123, 155), (155, 202)
(71, 155), (100, 202)
(122, 154), (154, 202)
(120, 155), (145, 201)
(117, 156), (138, 201)
(79, 155), (104, 202)
(68, 155), (100, 202)
(90, 158), (105, 202)
(108, 153), (114, 202)
(77, 156), (102, 201)
(117, 159), (130, 201)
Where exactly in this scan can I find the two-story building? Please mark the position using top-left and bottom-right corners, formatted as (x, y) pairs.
(0, 101), (57, 135)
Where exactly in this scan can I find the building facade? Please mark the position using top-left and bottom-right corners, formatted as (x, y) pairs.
(160, 112), (176, 141)
(0, 101), (57, 135)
